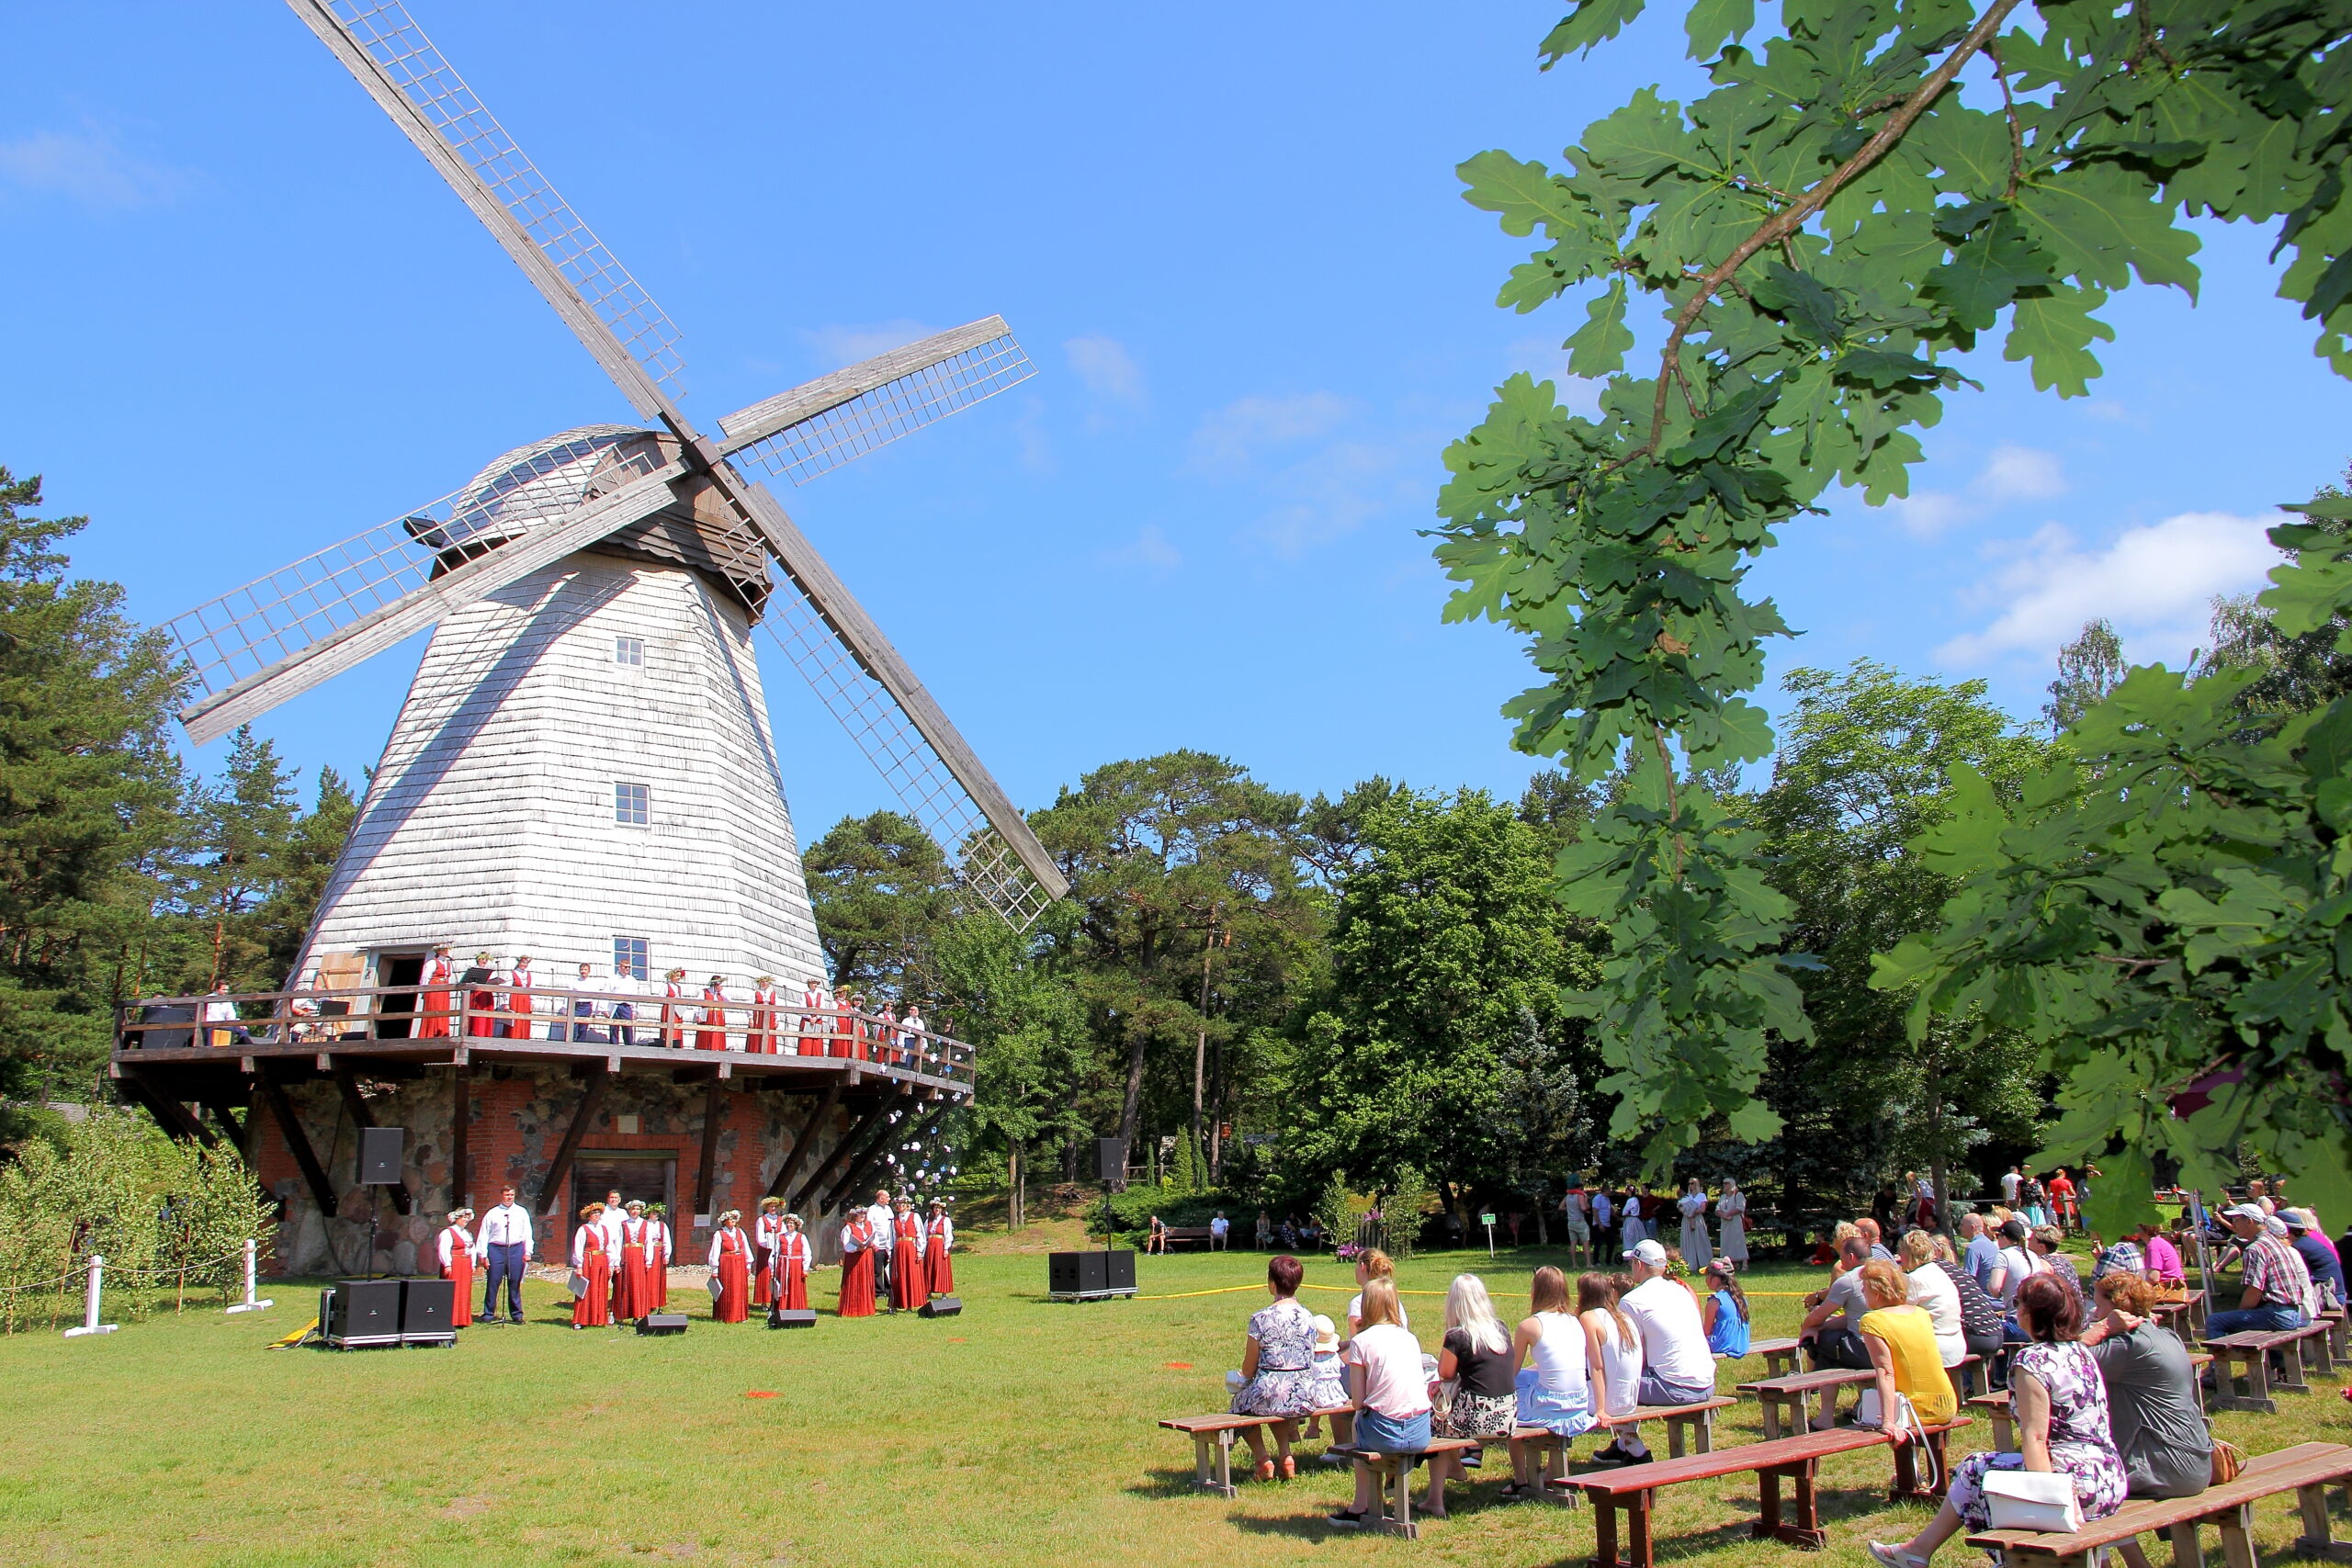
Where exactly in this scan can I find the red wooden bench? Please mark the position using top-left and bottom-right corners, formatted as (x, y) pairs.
(1736, 1366), (1878, 1438)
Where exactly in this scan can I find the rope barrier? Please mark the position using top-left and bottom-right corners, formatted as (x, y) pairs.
(1129, 1279), (1813, 1302)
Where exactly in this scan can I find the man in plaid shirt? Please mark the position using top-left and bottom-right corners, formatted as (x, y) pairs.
(2204, 1202), (2316, 1336)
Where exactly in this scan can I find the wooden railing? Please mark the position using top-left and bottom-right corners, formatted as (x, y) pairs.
(115, 983), (974, 1087)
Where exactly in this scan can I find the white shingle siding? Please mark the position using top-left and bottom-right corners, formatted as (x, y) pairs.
(301, 552), (829, 987)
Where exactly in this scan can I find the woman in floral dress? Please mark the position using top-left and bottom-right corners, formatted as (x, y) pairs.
(1866, 1274), (2127, 1568)
(1229, 1254), (1318, 1480)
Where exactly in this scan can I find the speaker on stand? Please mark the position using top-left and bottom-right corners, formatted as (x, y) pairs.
(356, 1127), (406, 1280)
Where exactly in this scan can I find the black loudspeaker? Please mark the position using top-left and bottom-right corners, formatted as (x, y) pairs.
(1096, 1136), (1126, 1183)
(1105, 1250), (1136, 1292)
(919, 1296), (962, 1318)
(1049, 1250), (1109, 1294)
(767, 1308), (818, 1329)
(638, 1313), (690, 1336)
(357, 1126), (405, 1186)
(137, 1003), (195, 1050)
(400, 1277), (454, 1336)
(325, 1278), (402, 1344)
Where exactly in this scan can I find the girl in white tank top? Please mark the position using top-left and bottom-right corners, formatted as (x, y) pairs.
(1581, 1292), (1645, 1417)
(1528, 1309), (1590, 1392)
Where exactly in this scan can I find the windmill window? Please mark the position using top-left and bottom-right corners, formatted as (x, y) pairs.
(614, 636), (644, 666)
(612, 936), (649, 980)
(614, 781), (650, 826)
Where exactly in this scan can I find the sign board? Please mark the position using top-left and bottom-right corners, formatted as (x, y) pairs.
(1479, 1213), (1496, 1226)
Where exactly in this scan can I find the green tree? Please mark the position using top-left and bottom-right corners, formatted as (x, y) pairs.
(1438, 0), (2352, 1168)
(255, 766), (356, 987)
(928, 909), (1087, 1228)
(183, 728), (301, 993)
(806, 809), (957, 999)
(1280, 788), (1592, 1216)
(1755, 662), (2049, 1213)
(0, 469), (186, 1108)
(2045, 619), (2129, 732)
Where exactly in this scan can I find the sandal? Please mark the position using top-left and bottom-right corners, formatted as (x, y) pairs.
(1497, 1483), (1532, 1502)
(1867, 1544), (1928, 1568)
(1254, 1460), (1275, 1482)
(1327, 1509), (1367, 1528)
(1279, 1456), (1296, 1480)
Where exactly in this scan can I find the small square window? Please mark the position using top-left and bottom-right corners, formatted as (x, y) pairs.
(613, 936), (648, 980)
(615, 636), (645, 667)
(614, 781), (649, 826)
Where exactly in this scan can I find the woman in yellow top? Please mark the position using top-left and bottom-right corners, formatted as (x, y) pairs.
(1857, 1259), (1957, 1425)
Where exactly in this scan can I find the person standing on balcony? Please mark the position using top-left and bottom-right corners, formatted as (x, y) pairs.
(695, 976), (729, 1051)
(798, 976), (829, 1056)
(660, 968), (687, 1046)
(417, 944), (455, 1040)
(461, 954), (501, 1039)
(899, 999), (928, 1069)
(568, 962), (605, 1043)
(748, 976), (778, 1054)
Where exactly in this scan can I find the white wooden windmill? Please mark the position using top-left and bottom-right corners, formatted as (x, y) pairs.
(168, 0), (1067, 995)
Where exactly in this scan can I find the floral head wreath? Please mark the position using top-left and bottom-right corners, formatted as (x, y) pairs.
(761, 1197), (784, 1210)
(581, 1202), (605, 1218)
(448, 1207), (474, 1223)
(719, 1209), (742, 1225)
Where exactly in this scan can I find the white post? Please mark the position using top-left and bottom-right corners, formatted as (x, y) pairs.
(225, 1236), (274, 1314)
(62, 1254), (119, 1337)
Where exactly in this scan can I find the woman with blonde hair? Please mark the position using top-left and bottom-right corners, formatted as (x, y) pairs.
(1426, 1275), (1516, 1516)
(1346, 1247), (1407, 1337)
(1500, 1266), (1600, 1501)
(1329, 1278), (1430, 1529)
(1856, 1258), (1957, 1427)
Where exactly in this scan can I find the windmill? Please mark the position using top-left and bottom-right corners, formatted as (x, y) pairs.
(166, 0), (1067, 993)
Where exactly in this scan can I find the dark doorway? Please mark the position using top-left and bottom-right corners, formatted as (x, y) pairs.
(376, 953), (424, 1040)
(573, 1154), (677, 1224)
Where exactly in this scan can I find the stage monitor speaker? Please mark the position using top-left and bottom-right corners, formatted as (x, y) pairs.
(399, 1276), (454, 1336)
(1096, 1136), (1126, 1183)
(1104, 1250), (1136, 1292)
(767, 1308), (818, 1329)
(638, 1313), (690, 1336)
(357, 1126), (405, 1186)
(136, 1003), (195, 1050)
(325, 1278), (401, 1342)
(919, 1296), (962, 1318)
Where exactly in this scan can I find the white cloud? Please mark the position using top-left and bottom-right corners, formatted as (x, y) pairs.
(0, 127), (186, 209)
(1187, 391), (1353, 472)
(801, 319), (939, 368)
(1935, 512), (2278, 667)
(1257, 439), (1419, 558)
(1890, 491), (1973, 541)
(1064, 333), (1146, 406)
(1097, 525), (1180, 570)
(1883, 444), (2069, 539)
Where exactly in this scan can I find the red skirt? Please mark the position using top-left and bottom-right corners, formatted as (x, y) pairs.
(573, 1252), (612, 1327)
(417, 989), (452, 1040)
(615, 1242), (653, 1320)
(466, 989), (497, 1038)
(650, 1248), (669, 1308)
(444, 1250), (473, 1326)
(752, 1254), (774, 1309)
(713, 1249), (750, 1323)
(891, 1243), (927, 1310)
(779, 1256), (808, 1311)
(924, 1235), (953, 1296)
(695, 1026), (726, 1051)
(838, 1249), (875, 1316)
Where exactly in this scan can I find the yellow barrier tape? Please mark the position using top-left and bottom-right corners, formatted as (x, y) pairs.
(1131, 1280), (1811, 1302)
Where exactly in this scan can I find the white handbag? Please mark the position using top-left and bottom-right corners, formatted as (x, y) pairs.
(1983, 1470), (2082, 1533)
(1857, 1388), (1941, 1495)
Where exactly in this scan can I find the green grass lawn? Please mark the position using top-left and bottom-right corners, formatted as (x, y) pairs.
(3, 1244), (2346, 1567)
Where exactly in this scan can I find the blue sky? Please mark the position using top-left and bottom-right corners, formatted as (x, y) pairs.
(8, 2), (2351, 833)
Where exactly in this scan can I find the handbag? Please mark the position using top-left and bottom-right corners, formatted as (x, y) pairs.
(1983, 1470), (2083, 1533)
(2210, 1438), (2244, 1486)
(1857, 1388), (1941, 1494)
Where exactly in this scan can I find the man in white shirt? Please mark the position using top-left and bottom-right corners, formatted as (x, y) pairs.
(607, 968), (639, 1046)
(568, 962), (605, 1043)
(476, 1185), (535, 1324)
(1562, 1185), (1592, 1266)
(200, 981), (252, 1048)
(1209, 1213), (1230, 1250)
(866, 1188), (895, 1309)
(2000, 1166), (2023, 1207)
(1604, 1238), (1718, 1462)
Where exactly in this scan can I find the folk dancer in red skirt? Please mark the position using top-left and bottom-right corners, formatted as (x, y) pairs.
(797, 977), (829, 1056)
(645, 1203), (673, 1308)
(462, 953), (500, 1038)
(752, 1197), (785, 1309)
(661, 967), (688, 1047)
(747, 976), (778, 1054)
(614, 1200), (656, 1322)
(417, 944), (455, 1040)
(838, 1207), (878, 1317)
(503, 953), (537, 1040)
(695, 976), (729, 1051)
(775, 1213), (812, 1310)
(571, 1203), (613, 1328)
(890, 1199), (927, 1310)
(708, 1210), (752, 1323)
(436, 1207), (476, 1326)
(923, 1199), (954, 1297)
(829, 990), (857, 1059)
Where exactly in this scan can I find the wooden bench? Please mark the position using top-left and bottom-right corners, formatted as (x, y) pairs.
(2322, 1306), (2348, 1365)
(2202, 1325), (2325, 1412)
(1507, 1395), (1744, 1508)
(1157, 1414), (1266, 1497)
(1965, 1439), (2352, 1568)
(1753, 1336), (1804, 1376)
(1736, 1366), (1878, 1438)
(1328, 1437), (1482, 1539)
(2149, 1290), (2202, 1337)
(1563, 1423), (1964, 1568)
(1158, 1226), (1214, 1250)
(2310, 1307), (2345, 1375)
(1970, 1352), (2211, 1449)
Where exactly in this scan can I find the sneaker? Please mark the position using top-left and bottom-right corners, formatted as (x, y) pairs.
(1616, 1447), (1655, 1466)
(1327, 1509), (1367, 1529)
(1589, 1441), (1632, 1465)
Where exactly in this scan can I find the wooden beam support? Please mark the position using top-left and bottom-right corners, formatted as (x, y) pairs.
(450, 1064), (470, 1211)
(332, 1066), (415, 1215)
(766, 1083), (842, 1202)
(786, 1096), (898, 1213)
(198, 1093), (250, 1161)
(255, 1071), (340, 1219)
(825, 1099), (956, 1214)
(693, 1081), (727, 1223)
(533, 1065), (609, 1217)
(118, 1073), (218, 1148)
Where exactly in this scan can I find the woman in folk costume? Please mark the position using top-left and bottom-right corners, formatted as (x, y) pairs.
(571, 1202), (613, 1329)
(797, 977), (829, 1056)
(612, 1200), (655, 1322)
(752, 1197), (785, 1310)
(775, 1213), (812, 1311)
(503, 953), (537, 1041)
(1678, 1179), (1713, 1269)
(838, 1206), (878, 1317)
(462, 953), (501, 1038)
(1716, 1177), (1749, 1265)
(437, 1207), (476, 1327)
(661, 967), (688, 1047)
(695, 976), (730, 1052)
(417, 944), (455, 1040)
(645, 1203), (673, 1308)
(747, 976), (779, 1055)
(923, 1199), (954, 1297)
(829, 991), (859, 1060)
(890, 1199), (927, 1311)
(708, 1210), (752, 1323)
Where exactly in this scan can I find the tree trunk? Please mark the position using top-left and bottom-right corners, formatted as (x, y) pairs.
(1114, 1029), (1148, 1189)
(1927, 1043), (1950, 1232)
(1008, 1142), (1024, 1230)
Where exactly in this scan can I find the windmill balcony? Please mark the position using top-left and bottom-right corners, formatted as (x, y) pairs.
(114, 984), (974, 1096)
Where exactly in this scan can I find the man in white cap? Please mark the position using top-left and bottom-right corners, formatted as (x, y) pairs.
(1597, 1237), (1717, 1463)
(2204, 1201), (2315, 1337)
